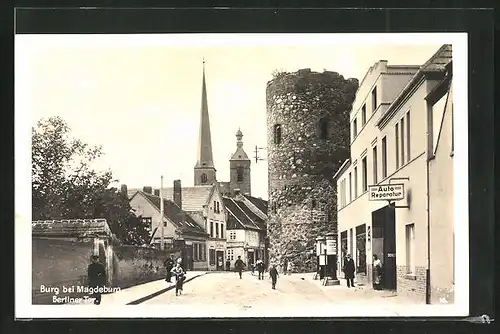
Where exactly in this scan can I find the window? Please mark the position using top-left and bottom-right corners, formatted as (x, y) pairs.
(209, 249), (216, 266)
(215, 223), (219, 238)
(362, 157), (367, 192)
(319, 117), (329, 139)
(201, 173), (207, 184)
(141, 217), (152, 229)
(430, 91), (448, 154)
(354, 166), (358, 198)
(352, 118), (358, 139)
(401, 117), (405, 165)
(199, 243), (205, 261)
(210, 221), (214, 238)
(193, 243), (199, 261)
(227, 249), (234, 261)
(229, 231), (236, 240)
(372, 145), (378, 184)
(405, 224), (415, 274)
(372, 86), (377, 112)
(395, 123), (400, 169)
(381, 136), (387, 178)
(348, 172), (352, 202)
(361, 104), (367, 126)
(273, 124), (282, 145)
(220, 223), (224, 239)
(406, 111), (411, 162)
(237, 167), (244, 182)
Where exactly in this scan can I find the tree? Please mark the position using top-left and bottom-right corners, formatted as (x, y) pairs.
(32, 116), (150, 245)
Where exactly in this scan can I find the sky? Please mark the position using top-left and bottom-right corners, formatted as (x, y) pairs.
(16, 34), (453, 200)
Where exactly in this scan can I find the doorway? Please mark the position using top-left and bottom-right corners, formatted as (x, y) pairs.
(216, 251), (224, 271)
(185, 245), (194, 271)
(371, 205), (397, 290)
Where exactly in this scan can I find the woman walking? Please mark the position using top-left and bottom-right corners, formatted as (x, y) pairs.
(372, 254), (383, 290)
(171, 262), (186, 296)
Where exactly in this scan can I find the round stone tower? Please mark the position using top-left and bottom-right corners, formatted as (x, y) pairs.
(266, 68), (358, 273)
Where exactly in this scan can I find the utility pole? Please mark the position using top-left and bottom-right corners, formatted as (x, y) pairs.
(160, 175), (164, 250)
(254, 145), (267, 163)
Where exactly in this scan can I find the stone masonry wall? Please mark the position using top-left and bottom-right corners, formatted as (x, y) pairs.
(396, 265), (427, 303)
(266, 69), (358, 273)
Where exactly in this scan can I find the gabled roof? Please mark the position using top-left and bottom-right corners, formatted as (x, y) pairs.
(134, 191), (207, 236)
(230, 146), (250, 160)
(128, 185), (215, 212)
(32, 219), (112, 238)
(242, 194), (268, 215)
(223, 197), (263, 231)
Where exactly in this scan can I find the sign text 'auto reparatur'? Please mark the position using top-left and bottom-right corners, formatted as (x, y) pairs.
(368, 183), (405, 201)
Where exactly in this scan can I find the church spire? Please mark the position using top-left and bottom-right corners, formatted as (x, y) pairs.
(195, 59), (215, 169)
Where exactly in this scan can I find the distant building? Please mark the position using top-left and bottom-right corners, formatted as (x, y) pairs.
(334, 44), (454, 303)
(129, 190), (209, 271)
(223, 193), (268, 269)
(126, 60), (265, 269)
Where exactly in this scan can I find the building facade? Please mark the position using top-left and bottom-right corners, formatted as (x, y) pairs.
(266, 68), (358, 272)
(203, 183), (227, 271)
(335, 45), (454, 303)
(129, 190), (209, 271)
(223, 193), (267, 269)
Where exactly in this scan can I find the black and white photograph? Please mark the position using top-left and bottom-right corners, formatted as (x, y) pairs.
(15, 32), (468, 318)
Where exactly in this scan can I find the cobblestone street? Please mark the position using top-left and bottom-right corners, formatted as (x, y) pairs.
(139, 271), (421, 316)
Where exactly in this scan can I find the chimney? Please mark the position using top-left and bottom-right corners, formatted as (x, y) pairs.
(154, 189), (160, 196)
(234, 188), (241, 196)
(143, 186), (153, 194)
(173, 179), (182, 209)
(120, 184), (128, 195)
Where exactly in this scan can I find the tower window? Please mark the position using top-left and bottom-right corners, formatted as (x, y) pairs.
(319, 117), (329, 139)
(201, 173), (207, 183)
(237, 167), (244, 182)
(273, 124), (282, 145)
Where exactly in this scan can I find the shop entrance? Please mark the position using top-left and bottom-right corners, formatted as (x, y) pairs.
(371, 205), (397, 290)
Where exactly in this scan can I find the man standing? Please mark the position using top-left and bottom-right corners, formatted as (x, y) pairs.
(342, 254), (356, 288)
(88, 255), (106, 305)
(164, 254), (175, 283)
(269, 263), (279, 289)
(234, 256), (245, 279)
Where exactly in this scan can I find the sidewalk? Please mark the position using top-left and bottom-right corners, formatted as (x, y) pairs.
(100, 271), (207, 305)
(283, 272), (419, 305)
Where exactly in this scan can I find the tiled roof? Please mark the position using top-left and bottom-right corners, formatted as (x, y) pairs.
(421, 44), (452, 73)
(139, 192), (207, 236)
(128, 185), (214, 212)
(32, 219), (112, 238)
(237, 201), (266, 230)
(242, 194), (268, 214)
(223, 197), (262, 231)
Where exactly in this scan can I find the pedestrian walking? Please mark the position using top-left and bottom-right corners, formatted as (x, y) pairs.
(171, 262), (186, 296)
(286, 260), (293, 275)
(256, 260), (265, 280)
(234, 256), (246, 279)
(269, 263), (279, 289)
(372, 254), (383, 290)
(164, 254), (175, 283)
(87, 255), (106, 305)
(342, 254), (356, 288)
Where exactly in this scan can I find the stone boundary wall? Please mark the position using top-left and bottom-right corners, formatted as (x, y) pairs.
(396, 265), (427, 303)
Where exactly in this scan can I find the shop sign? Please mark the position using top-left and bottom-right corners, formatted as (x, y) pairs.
(326, 239), (337, 255)
(368, 183), (405, 201)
